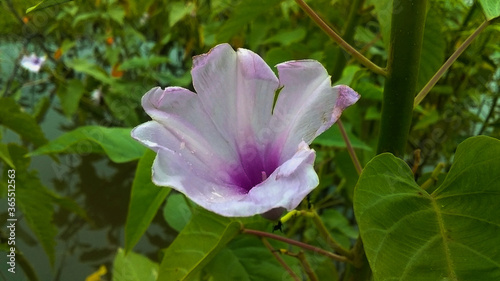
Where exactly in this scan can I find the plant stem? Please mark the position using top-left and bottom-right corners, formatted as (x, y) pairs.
(420, 162), (445, 190)
(331, 0), (365, 82)
(261, 238), (301, 281)
(294, 0), (386, 77)
(310, 209), (353, 258)
(414, 20), (490, 107)
(242, 228), (352, 264)
(479, 94), (499, 135)
(376, 0), (428, 156)
(337, 119), (363, 175)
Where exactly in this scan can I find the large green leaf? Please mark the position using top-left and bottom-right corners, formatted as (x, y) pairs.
(157, 209), (241, 281)
(6, 145), (57, 265)
(28, 126), (146, 163)
(0, 97), (48, 147)
(26, 0), (74, 13)
(124, 149), (170, 253)
(478, 0), (500, 20)
(354, 136), (500, 281)
(112, 248), (159, 281)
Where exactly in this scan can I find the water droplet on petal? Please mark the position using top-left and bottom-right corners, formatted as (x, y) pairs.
(180, 142), (185, 150)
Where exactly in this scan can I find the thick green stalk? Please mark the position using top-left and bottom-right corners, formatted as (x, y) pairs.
(377, 0), (428, 156)
(331, 0), (364, 82)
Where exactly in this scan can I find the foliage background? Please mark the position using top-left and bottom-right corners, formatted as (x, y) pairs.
(0, 0), (499, 280)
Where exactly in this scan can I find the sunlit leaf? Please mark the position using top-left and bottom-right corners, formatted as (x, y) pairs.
(354, 136), (500, 281)
(157, 209), (241, 281)
(6, 144), (57, 265)
(124, 149), (170, 253)
(0, 97), (48, 147)
(28, 126), (146, 163)
(478, 0), (500, 20)
(26, 0), (74, 13)
(169, 2), (194, 27)
(163, 193), (192, 232)
(112, 249), (159, 281)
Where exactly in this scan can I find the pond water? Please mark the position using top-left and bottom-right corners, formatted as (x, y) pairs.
(2, 100), (175, 280)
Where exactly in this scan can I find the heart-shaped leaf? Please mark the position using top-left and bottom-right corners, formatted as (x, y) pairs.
(354, 136), (500, 280)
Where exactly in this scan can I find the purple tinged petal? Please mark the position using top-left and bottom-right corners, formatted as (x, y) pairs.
(271, 60), (360, 162)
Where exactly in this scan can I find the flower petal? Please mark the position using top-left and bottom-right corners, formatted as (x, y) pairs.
(272, 60), (360, 161)
(195, 142), (318, 217)
(191, 43), (282, 188)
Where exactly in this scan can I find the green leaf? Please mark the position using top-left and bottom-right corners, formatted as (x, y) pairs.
(120, 55), (169, 70)
(6, 145), (57, 265)
(417, 7), (446, 92)
(262, 28), (306, 46)
(216, 0), (282, 42)
(313, 123), (372, 151)
(169, 2), (195, 27)
(163, 193), (192, 232)
(56, 79), (85, 117)
(372, 0), (393, 50)
(65, 59), (112, 84)
(157, 209), (241, 281)
(124, 149), (170, 253)
(26, 0), (74, 13)
(0, 143), (15, 168)
(112, 248), (159, 281)
(354, 136), (500, 281)
(210, 236), (301, 281)
(0, 97), (48, 147)
(478, 0), (500, 20)
(205, 248), (251, 281)
(28, 126), (146, 163)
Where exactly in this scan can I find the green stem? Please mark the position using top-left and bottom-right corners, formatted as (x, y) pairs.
(338, 120), (363, 175)
(331, 0), (365, 82)
(242, 228), (352, 264)
(294, 0), (386, 77)
(420, 162), (445, 190)
(261, 238), (301, 281)
(414, 20), (490, 107)
(376, 0), (428, 156)
(310, 209), (352, 258)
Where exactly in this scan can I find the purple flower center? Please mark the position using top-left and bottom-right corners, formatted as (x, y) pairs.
(229, 145), (280, 193)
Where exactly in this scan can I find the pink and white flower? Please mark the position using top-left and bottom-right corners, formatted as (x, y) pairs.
(132, 43), (359, 218)
(20, 53), (46, 73)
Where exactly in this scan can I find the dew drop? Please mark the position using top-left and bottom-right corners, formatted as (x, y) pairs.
(180, 142), (186, 150)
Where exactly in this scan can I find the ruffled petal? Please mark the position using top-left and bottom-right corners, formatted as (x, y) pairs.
(272, 60), (360, 162)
